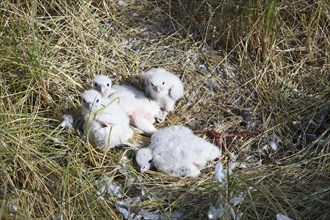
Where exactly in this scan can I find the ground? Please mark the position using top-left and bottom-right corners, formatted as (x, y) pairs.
(0, 0), (329, 219)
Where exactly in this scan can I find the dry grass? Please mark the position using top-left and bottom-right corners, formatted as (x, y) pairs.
(0, 0), (329, 219)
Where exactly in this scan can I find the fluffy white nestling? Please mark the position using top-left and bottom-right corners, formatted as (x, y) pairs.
(82, 89), (133, 151)
(144, 68), (184, 113)
(93, 75), (165, 134)
(93, 75), (114, 98)
(93, 75), (145, 99)
(135, 126), (220, 177)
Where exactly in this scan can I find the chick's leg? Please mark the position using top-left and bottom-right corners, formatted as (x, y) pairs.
(155, 110), (167, 123)
(130, 111), (157, 135)
(182, 164), (201, 177)
(169, 164), (201, 177)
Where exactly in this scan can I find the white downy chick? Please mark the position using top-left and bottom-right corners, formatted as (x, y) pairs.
(93, 74), (145, 99)
(135, 148), (153, 173)
(136, 146), (201, 177)
(93, 75), (165, 134)
(135, 126), (220, 177)
(93, 75), (114, 98)
(82, 89), (133, 151)
(144, 68), (184, 113)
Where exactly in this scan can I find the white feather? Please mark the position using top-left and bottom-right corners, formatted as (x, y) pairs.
(136, 125), (220, 177)
(144, 68), (184, 112)
(93, 75), (165, 134)
(81, 89), (133, 151)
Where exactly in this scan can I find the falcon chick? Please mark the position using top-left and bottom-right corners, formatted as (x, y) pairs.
(93, 75), (165, 134)
(144, 68), (184, 113)
(136, 125), (220, 177)
(94, 75), (146, 99)
(82, 89), (133, 152)
(93, 75), (114, 98)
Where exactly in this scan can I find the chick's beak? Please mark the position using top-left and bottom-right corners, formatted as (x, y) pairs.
(84, 102), (91, 110)
(94, 84), (102, 93)
(153, 85), (161, 93)
(100, 85), (107, 95)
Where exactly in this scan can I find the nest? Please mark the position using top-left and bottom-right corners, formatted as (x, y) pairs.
(1, 0), (329, 219)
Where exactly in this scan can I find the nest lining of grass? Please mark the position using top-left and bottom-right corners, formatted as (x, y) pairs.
(1, 0), (330, 219)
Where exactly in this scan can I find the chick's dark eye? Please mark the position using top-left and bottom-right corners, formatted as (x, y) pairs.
(107, 83), (110, 87)
(94, 82), (97, 86)
(162, 82), (165, 85)
(148, 159), (152, 163)
(96, 99), (99, 103)
(151, 83), (154, 86)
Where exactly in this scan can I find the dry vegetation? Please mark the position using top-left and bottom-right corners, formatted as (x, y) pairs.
(1, 0), (329, 219)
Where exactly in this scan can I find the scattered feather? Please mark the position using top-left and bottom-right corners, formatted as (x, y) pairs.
(96, 176), (123, 199)
(118, 0), (126, 7)
(140, 210), (183, 220)
(59, 114), (73, 131)
(208, 195), (225, 219)
(229, 192), (245, 206)
(7, 202), (19, 214)
(270, 141), (278, 150)
(196, 63), (209, 75)
(115, 189), (183, 220)
(208, 193), (244, 220)
(276, 213), (293, 220)
(268, 133), (282, 151)
(116, 197), (142, 219)
(118, 154), (138, 184)
(214, 162), (226, 183)
(208, 205), (225, 220)
(230, 207), (243, 220)
(53, 137), (65, 144)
